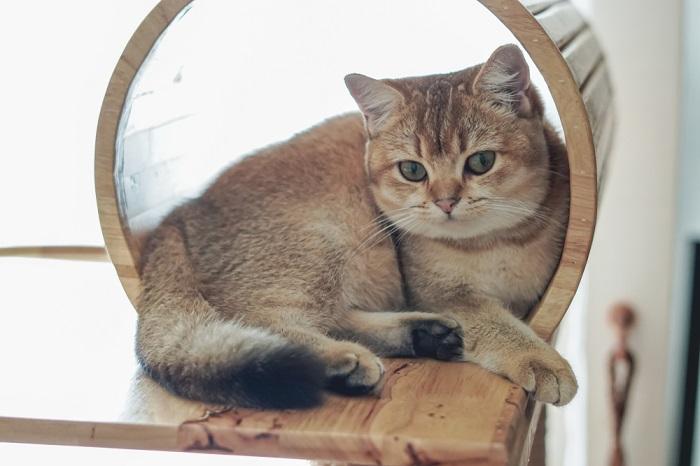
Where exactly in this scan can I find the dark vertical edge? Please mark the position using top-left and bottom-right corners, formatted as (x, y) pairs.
(678, 242), (700, 466)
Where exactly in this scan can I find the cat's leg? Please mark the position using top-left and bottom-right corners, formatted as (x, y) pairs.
(332, 310), (464, 360)
(266, 323), (386, 396)
(448, 297), (578, 406)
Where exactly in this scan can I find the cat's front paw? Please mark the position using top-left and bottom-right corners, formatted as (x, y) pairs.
(410, 316), (464, 361)
(503, 348), (577, 406)
(324, 345), (385, 396)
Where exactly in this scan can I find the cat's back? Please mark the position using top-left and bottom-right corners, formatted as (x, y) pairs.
(145, 112), (402, 313)
(205, 112), (368, 206)
(144, 112), (371, 260)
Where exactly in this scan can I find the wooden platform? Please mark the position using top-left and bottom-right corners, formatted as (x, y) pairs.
(0, 258), (541, 466)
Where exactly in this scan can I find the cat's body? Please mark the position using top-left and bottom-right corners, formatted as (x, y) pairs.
(138, 114), (412, 408)
(137, 45), (576, 410)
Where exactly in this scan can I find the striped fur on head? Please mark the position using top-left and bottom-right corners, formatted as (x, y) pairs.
(345, 44), (553, 242)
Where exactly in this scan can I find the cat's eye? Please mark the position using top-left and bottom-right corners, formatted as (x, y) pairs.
(398, 161), (427, 182)
(466, 150), (496, 175)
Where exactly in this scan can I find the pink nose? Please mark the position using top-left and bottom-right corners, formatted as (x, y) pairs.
(435, 197), (460, 214)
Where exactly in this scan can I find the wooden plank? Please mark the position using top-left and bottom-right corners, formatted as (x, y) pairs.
(562, 28), (603, 86)
(0, 246), (108, 262)
(520, 0), (563, 15)
(596, 106), (616, 194)
(580, 61), (614, 194)
(0, 360), (537, 466)
(595, 104), (615, 161)
(582, 64), (613, 146)
(527, 409), (546, 466)
(0, 417), (180, 452)
(535, 2), (586, 48)
(178, 360), (529, 465)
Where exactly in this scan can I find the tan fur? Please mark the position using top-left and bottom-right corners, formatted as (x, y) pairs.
(352, 45), (576, 405)
(137, 44), (576, 409)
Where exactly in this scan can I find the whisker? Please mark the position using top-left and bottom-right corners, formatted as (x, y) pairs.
(531, 167), (570, 181)
(394, 218), (420, 244)
(484, 202), (565, 230)
(348, 214), (416, 263)
(356, 206), (418, 233)
(354, 215), (417, 256)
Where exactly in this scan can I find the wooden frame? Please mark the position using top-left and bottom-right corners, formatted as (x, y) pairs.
(95, 0), (610, 342)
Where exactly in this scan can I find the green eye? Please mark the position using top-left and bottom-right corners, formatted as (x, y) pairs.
(398, 161), (427, 182)
(466, 150), (496, 175)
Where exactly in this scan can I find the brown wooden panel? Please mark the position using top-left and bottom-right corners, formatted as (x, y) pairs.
(596, 106), (616, 192)
(535, 2), (586, 48)
(0, 360), (540, 466)
(582, 64), (613, 148)
(520, 0), (563, 15)
(562, 28), (603, 86)
(595, 104), (615, 157)
(0, 246), (108, 262)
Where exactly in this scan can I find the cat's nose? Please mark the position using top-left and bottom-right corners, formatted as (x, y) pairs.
(434, 197), (460, 214)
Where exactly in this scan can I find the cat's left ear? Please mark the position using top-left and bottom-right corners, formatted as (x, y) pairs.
(345, 73), (404, 136)
(472, 44), (535, 117)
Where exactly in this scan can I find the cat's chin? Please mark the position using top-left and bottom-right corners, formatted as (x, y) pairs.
(405, 216), (521, 241)
(407, 218), (496, 241)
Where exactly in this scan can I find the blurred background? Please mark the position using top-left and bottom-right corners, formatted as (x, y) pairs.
(0, 0), (697, 465)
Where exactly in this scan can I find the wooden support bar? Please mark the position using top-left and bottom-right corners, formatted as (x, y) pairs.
(535, 2), (586, 48)
(563, 28), (603, 86)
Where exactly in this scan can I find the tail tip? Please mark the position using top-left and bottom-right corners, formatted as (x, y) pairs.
(238, 342), (327, 409)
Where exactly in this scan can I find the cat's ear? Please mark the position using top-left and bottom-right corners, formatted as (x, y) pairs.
(345, 73), (404, 136)
(472, 44), (534, 117)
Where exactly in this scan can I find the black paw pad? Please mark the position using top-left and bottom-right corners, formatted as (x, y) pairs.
(411, 320), (464, 361)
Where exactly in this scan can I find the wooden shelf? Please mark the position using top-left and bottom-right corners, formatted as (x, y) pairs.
(1, 361), (539, 466)
(0, 258), (540, 466)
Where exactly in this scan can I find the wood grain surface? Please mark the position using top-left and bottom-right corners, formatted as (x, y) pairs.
(1, 360), (540, 466)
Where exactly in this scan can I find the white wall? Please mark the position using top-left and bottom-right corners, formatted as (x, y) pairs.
(0, 0), (159, 247)
(676, 0), (700, 464)
(583, 0), (683, 465)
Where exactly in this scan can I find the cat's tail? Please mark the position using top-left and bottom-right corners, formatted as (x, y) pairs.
(135, 224), (326, 409)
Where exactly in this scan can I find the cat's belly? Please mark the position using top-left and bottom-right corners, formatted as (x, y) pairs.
(456, 246), (553, 314)
(403, 235), (560, 316)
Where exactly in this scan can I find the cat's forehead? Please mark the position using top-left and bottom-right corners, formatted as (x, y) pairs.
(391, 73), (507, 159)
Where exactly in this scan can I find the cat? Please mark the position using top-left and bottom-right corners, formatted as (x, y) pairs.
(135, 44), (577, 411)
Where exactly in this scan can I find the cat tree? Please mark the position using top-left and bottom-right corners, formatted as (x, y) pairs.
(82, 0), (611, 464)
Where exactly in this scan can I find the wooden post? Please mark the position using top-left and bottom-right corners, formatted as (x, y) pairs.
(608, 303), (636, 466)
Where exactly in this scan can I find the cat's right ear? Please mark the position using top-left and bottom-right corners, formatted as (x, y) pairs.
(472, 44), (534, 117)
(345, 74), (404, 136)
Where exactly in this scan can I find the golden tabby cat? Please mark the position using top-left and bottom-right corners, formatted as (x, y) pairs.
(136, 44), (576, 410)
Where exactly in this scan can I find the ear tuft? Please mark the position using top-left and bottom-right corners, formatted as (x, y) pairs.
(345, 73), (403, 135)
(472, 44), (533, 116)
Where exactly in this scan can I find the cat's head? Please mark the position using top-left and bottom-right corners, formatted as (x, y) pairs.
(345, 44), (559, 241)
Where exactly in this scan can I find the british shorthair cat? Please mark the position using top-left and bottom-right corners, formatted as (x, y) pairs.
(135, 44), (576, 410)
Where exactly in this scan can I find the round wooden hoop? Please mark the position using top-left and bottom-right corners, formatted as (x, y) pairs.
(95, 0), (598, 341)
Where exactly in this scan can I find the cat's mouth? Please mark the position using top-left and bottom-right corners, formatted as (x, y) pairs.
(443, 204), (487, 221)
